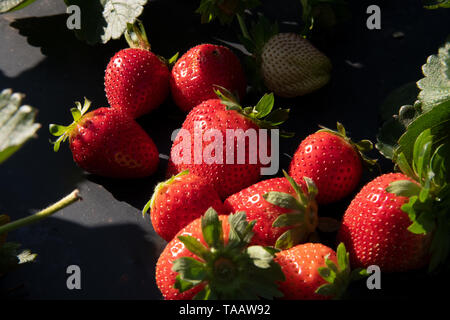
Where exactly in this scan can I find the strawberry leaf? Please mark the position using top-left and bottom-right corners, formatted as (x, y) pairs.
(0, 0), (36, 13)
(0, 89), (40, 165)
(417, 41), (450, 110)
(64, 0), (148, 45)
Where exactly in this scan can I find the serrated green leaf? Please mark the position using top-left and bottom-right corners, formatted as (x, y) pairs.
(417, 41), (450, 110)
(0, 89), (40, 165)
(0, 0), (36, 13)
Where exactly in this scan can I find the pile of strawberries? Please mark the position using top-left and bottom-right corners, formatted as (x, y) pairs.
(50, 22), (433, 300)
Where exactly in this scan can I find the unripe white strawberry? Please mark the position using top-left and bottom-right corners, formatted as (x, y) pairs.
(261, 33), (332, 98)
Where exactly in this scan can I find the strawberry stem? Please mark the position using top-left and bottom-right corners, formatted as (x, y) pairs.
(0, 190), (81, 235)
(124, 20), (151, 51)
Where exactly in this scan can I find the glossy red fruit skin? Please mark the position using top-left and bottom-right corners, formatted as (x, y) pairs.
(288, 131), (362, 205)
(275, 243), (336, 300)
(170, 44), (246, 112)
(224, 177), (298, 246)
(69, 107), (159, 178)
(152, 174), (227, 242)
(168, 99), (265, 200)
(156, 215), (230, 300)
(105, 48), (170, 118)
(337, 173), (430, 272)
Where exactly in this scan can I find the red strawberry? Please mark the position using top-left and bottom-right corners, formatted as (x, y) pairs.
(168, 92), (290, 199)
(288, 122), (377, 205)
(337, 173), (431, 272)
(142, 170), (227, 242)
(170, 44), (246, 112)
(104, 23), (170, 118)
(50, 99), (159, 178)
(155, 208), (284, 300)
(224, 171), (320, 248)
(275, 243), (365, 300)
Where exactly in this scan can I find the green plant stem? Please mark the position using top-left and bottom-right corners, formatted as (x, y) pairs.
(236, 13), (251, 40)
(0, 189), (80, 235)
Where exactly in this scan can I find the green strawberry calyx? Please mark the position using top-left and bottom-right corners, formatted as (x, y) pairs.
(315, 243), (368, 299)
(142, 170), (190, 217)
(318, 122), (379, 171)
(214, 86), (294, 138)
(263, 170), (319, 249)
(386, 128), (450, 272)
(49, 98), (92, 152)
(124, 20), (179, 68)
(172, 208), (285, 300)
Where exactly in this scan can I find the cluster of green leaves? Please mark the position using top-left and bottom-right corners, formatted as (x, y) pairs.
(264, 170), (319, 249)
(49, 98), (91, 152)
(378, 40), (450, 271)
(173, 208), (284, 300)
(214, 86), (293, 137)
(377, 41), (450, 161)
(387, 129), (449, 271)
(316, 243), (368, 299)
